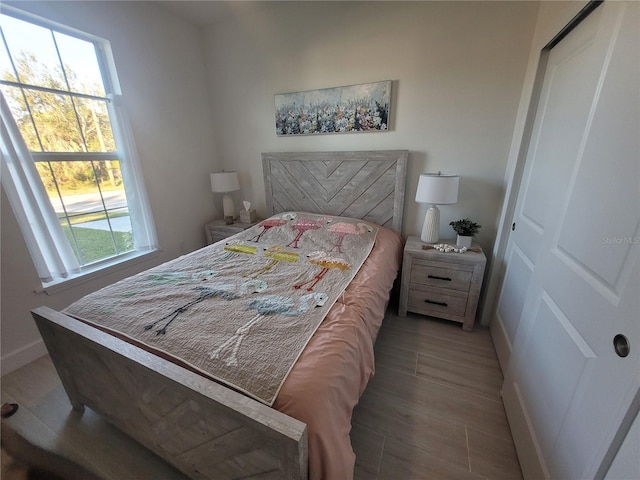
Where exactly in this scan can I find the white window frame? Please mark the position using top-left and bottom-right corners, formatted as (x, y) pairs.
(0, 6), (158, 292)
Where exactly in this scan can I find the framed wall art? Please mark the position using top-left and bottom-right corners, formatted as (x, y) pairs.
(275, 80), (391, 136)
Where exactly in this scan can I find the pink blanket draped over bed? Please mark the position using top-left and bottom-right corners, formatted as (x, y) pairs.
(276, 225), (403, 479)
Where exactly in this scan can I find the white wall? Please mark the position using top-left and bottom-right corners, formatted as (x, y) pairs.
(1, 1), (218, 373)
(201, 1), (539, 250)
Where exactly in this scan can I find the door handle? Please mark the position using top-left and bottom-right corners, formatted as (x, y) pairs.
(613, 334), (630, 358)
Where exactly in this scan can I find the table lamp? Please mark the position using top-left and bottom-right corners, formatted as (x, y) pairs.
(415, 172), (459, 243)
(210, 171), (240, 224)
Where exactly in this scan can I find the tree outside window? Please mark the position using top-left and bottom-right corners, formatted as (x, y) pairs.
(1, 10), (155, 275)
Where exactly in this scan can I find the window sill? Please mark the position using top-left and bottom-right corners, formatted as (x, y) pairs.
(36, 249), (161, 296)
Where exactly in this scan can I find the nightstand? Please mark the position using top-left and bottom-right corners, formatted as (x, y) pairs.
(205, 218), (259, 245)
(398, 236), (486, 331)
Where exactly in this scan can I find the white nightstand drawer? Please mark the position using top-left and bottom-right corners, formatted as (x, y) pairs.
(410, 260), (472, 292)
(407, 284), (468, 317)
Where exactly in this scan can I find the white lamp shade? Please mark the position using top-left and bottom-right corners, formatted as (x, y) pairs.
(210, 172), (240, 193)
(415, 173), (459, 205)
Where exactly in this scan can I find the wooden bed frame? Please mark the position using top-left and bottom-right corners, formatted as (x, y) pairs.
(33, 150), (408, 480)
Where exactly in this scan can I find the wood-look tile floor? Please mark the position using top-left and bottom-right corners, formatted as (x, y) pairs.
(1, 308), (522, 480)
(351, 309), (523, 480)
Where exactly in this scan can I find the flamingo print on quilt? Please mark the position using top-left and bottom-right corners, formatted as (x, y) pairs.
(63, 212), (378, 406)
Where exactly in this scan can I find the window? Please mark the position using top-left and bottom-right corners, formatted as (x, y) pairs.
(0, 7), (157, 287)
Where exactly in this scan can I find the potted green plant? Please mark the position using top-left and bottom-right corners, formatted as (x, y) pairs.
(449, 218), (481, 248)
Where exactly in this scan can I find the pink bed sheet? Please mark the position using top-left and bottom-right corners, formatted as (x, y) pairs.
(274, 225), (403, 480)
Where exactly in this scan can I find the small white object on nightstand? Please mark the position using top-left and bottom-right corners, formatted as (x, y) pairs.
(239, 201), (257, 224)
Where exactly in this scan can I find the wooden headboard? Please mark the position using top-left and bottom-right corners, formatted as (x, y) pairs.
(262, 150), (408, 232)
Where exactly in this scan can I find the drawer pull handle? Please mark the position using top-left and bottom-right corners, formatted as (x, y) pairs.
(428, 275), (452, 281)
(425, 299), (448, 307)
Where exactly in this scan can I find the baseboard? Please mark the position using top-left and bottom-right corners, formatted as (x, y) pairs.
(502, 380), (549, 480)
(1, 339), (47, 376)
(489, 315), (512, 372)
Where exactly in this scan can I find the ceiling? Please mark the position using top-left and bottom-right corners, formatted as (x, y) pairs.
(158, 0), (323, 27)
(157, 0), (418, 27)
(156, 1), (231, 26)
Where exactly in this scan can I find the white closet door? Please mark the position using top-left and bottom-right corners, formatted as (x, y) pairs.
(497, 2), (640, 478)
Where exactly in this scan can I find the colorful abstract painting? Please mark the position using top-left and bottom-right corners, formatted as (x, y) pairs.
(275, 80), (391, 136)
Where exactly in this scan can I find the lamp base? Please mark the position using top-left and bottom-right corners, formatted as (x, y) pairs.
(222, 194), (235, 224)
(420, 205), (440, 244)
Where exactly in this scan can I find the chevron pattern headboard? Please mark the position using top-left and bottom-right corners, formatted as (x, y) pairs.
(262, 150), (407, 233)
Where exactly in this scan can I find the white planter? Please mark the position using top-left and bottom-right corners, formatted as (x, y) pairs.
(456, 235), (473, 248)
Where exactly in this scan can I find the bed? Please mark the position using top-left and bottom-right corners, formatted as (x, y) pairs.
(32, 150), (408, 480)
